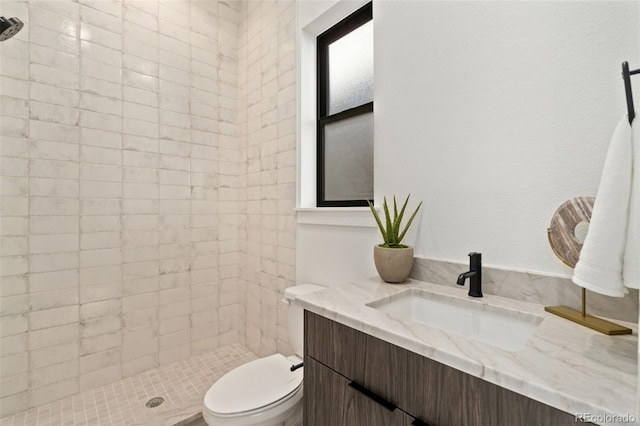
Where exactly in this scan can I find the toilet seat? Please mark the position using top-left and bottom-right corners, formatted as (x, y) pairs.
(204, 354), (303, 418)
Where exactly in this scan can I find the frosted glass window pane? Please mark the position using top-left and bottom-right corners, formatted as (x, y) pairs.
(324, 112), (373, 201)
(328, 21), (373, 115)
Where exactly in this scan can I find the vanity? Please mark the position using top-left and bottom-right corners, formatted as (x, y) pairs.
(296, 278), (638, 426)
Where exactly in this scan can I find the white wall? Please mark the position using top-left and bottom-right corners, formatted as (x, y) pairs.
(374, 1), (640, 276)
(298, 1), (640, 286)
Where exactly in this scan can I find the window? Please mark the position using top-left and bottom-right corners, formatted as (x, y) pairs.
(317, 3), (373, 207)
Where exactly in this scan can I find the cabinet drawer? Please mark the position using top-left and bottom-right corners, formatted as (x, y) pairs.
(305, 310), (405, 406)
(404, 337), (582, 426)
(304, 356), (405, 426)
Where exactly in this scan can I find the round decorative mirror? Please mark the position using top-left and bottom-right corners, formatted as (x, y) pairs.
(547, 196), (595, 268)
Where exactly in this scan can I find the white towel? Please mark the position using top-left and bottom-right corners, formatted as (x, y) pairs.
(623, 116), (639, 289)
(572, 116), (634, 297)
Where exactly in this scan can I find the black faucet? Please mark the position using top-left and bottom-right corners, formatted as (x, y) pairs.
(457, 252), (482, 297)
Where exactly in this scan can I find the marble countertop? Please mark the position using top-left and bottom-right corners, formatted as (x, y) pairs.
(295, 277), (639, 426)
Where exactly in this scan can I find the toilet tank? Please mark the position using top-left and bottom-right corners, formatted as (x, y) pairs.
(283, 284), (325, 357)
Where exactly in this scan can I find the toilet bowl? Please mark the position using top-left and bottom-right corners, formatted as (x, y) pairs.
(203, 284), (325, 426)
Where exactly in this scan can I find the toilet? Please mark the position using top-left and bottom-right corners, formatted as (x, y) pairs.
(202, 284), (325, 426)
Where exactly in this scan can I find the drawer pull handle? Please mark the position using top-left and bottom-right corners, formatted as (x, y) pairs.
(412, 419), (431, 426)
(347, 381), (396, 411)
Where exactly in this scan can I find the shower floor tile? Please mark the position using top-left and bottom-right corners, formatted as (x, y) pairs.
(1, 344), (258, 426)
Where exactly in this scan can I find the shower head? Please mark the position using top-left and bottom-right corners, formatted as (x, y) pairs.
(0, 16), (23, 41)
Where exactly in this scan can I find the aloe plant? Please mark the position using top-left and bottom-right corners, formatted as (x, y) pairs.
(368, 195), (422, 248)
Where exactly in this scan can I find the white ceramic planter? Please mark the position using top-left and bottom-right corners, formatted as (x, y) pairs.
(373, 245), (414, 283)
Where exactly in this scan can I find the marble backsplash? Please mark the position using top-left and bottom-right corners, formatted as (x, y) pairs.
(410, 257), (639, 323)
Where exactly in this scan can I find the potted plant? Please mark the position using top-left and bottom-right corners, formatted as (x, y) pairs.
(368, 195), (422, 283)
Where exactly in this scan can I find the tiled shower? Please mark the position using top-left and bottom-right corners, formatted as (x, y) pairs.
(0, 0), (297, 418)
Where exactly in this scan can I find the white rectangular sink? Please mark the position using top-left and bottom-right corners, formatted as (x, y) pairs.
(366, 289), (543, 351)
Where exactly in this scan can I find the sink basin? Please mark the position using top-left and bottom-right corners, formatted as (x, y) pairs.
(366, 289), (542, 351)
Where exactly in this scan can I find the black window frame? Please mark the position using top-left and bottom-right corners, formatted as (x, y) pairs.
(316, 2), (373, 207)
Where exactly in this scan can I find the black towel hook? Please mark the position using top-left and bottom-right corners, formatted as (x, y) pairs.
(622, 61), (640, 124)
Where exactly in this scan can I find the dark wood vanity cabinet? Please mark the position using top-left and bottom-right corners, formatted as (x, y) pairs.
(304, 311), (587, 426)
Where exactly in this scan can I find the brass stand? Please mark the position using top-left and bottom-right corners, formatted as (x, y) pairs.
(545, 288), (632, 335)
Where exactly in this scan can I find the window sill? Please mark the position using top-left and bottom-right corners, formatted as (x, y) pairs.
(295, 207), (378, 227)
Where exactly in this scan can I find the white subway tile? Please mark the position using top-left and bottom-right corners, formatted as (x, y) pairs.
(122, 260), (158, 280)
(122, 292), (158, 312)
(80, 93), (122, 116)
(80, 247), (122, 268)
(80, 198), (122, 216)
(81, 145), (122, 166)
(81, 232), (121, 250)
(1, 333), (27, 357)
(122, 214), (159, 231)
(30, 196), (79, 216)
(122, 353), (157, 377)
(0, 255), (28, 276)
(81, 315), (120, 338)
(80, 40), (122, 67)
(81, 57), (122, 84)
(1, 96), (28, 119)
(122, 199), (159, 215)
(0, 56), (29, 81)
(31, 120), (80, 144)
(122, 276), (158, 296)
(1, 353), (28, 378)
(80, 22), (121, 50)
(36, 263), (88, 296)
(1, 236), (27, 256)
(79, 265), (120, 287)
(123, 102), (158, 123)
(80, 127), (122, 149)
(80, 5), (122, 34)
(80, 0), (122, 19)
(30, 63), (79, 91)
(29, 323), (78, 350)
(29, 178), (80, 197)
(29, 378), (78, 407)
(30, 342), (79, 369)
(0, 314), (27, 337)
(30, 44), (79, 73)
(30, 359), (78, 389)
(80, 281), (121, 304)
(122, 306), (156, 328)
(80, 331), (121, 356)
(123, 86), (158, 108)
(123, 118), (158, 138)
(0, 116), (28, 138)
(123, 53), (158, 77)
(30, 234), (79, 254)
(122, 336), (157, 361)
(0, 77), (27, 101)
(30, 140), (79, 162)
(122, 246), (158, 264)
(80, 75), (122, 98)
(159, 94), (189, 113)
(79, 364), (120, 391)
(80, 215), (120, 233)
(30, 24), (79, 55)
(80, 299), (121, 322)
(79, 347), (120, 374)
(80, 180), (122, 199)
(80, 110), (122, 133)
(0, 372), (27, 398)
(123, 5), (158, 31)
(29, 305), (78, 331)
(30, 252), (78, 273)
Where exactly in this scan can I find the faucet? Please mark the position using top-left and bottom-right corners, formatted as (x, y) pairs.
(457, 252), (483, 297)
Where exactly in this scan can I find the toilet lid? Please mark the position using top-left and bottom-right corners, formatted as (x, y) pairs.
(204, 354), (303, 415)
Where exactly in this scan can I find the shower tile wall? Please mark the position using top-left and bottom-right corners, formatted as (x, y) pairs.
(237, 0), (297, 358)
(0, 0), (241, 417)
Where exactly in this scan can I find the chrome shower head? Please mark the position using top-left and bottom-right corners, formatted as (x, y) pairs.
(0, 16), (23, 41)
